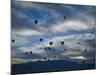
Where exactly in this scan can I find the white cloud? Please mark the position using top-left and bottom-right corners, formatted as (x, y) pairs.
(49, 19), (94, 33)
(69, 56), (86, 60)
(12, 29), (41, 36)
(19, 46), (46, 54)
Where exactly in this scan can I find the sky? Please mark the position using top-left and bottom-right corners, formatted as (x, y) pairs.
(11, 1), (96, 64)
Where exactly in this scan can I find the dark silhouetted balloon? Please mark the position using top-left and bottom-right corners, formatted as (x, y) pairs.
(63, 16), (66, 19)
(61, 41), (64, 45)
(44, 57), (47, 60)
(49, 41), (53, 46)
(93, 27), (95, 30)
(53, 56), (56, 58)
(91, 31), (93, 34)
(44, 47), (47, 50)
(82, 60), (85, 64)
(30, 51), (32, 54)
(64, 48), (67, 51)
(40, 38), (43, 41)
(12, 39), (15, 43)
(84, 49), (87, 52)
(77, 42), (80, 45)
(34, 20), (38, 24)
(25, 52), (28, 54)
(48, 47), (51, 50)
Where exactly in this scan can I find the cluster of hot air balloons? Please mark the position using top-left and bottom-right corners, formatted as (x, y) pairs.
(11, 16), (95, 63)
(11, 37), (92, 63)
(11, 37), (82, 60)
(39, 38), (66, 60)
(25, 51), (33, 54)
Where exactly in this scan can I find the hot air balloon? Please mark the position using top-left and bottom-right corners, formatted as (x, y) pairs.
(30, 51), (32, 54)
(40, 38), (43, 42)
(53, 56), (56, 58)
(44, 47), (47, 50)
(63, 16), (66, 19)
(49, 41), (53, 46)
(77, 42), (80, 45)
(82, 60), (85, 64)
(12, 39), (15, 43)
(93, 27), (95, 30)
(34, 20), (38, 24)
(84, 49), (87, 52)
(91, 31), (93, 34)
(44, 57), (47, 61)
(48, 47), (51, 50)
(61, 41), (64, 45)
(64, 48), (67, 51)
(25, 52), (28, 54)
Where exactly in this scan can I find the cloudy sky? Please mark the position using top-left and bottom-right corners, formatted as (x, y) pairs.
(11, 1), (96, 64)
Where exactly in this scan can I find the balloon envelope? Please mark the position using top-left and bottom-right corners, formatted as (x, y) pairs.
(49, 41), (53, 46)
(12, 39), (15, 43)
(30, 51), (32, 54)
(63, 16), (66, 19)
(61, 41), (64, 45)
(34, 20), (38, 24)
(25, 52), (28, 54)
(40, 38), (43, 41)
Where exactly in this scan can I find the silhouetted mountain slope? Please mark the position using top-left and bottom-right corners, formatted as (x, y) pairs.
(11, 60), (95, 74)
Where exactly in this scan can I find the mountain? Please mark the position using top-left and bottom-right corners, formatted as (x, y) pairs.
(11, 60), (95, 74)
